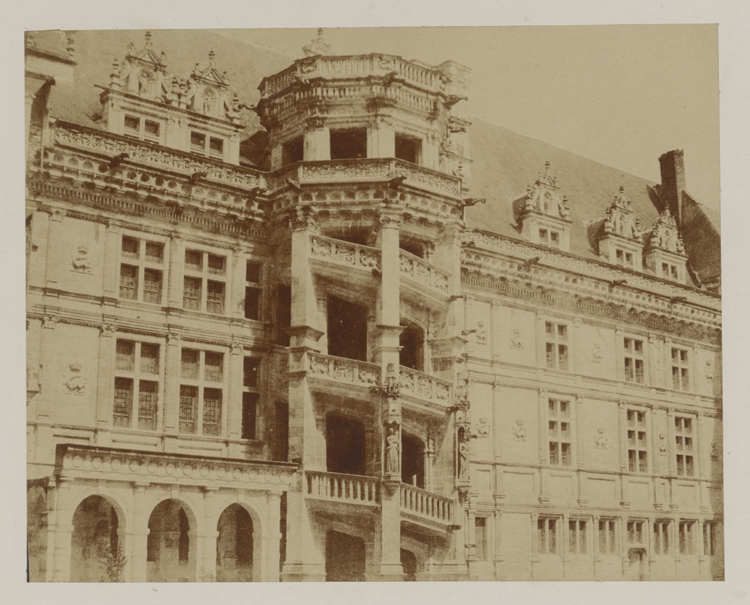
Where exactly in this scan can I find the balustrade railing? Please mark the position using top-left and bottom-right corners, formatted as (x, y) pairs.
(267, 158), (460, 197)
(400, 484), (454, 525)
(261, 55), (443, 98)
(398, 365), (451, 405)
(398, 250), (451, 295)
(306, 471), (380, 506)
(309, 235), (381, 272)
(307, 352), (381, 388)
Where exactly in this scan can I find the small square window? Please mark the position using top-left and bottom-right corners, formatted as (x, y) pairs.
(122, 236), (140, 259)
(124, 115), (140, 133)
(209, 137), (224, 158)
(145, 242), (164, 264)
(207, 254), (225, 275)
(185, 250), (202, 272)
(144, 120), (160, 140)
(191, 132), (206, 152)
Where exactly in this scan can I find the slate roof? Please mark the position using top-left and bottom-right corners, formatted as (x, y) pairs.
(32, 29), (720, 284)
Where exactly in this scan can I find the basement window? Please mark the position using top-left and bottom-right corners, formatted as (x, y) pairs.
(330, 130), (367, 160)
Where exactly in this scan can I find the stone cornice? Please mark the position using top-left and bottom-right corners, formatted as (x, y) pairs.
(462, 230), (720, 313)
(27, 176), (269, 242)
(53, 122), (265, 189)
(55, 444), (298, 489)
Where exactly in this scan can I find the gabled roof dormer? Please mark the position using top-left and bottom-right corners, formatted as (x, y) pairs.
(99, 31), (245, 165)
(513, 161), (572, 251)
(643, 209), (688, 283)
(596, 186), (646, 271)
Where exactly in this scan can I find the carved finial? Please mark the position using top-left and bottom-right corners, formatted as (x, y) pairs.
(545, 160), (550, 174)
(145, 31), (153, 48)
(209, 49), (216, 67)
(619, 185), (625, 194)
(303, 27), (331, 57)
(65, 31), (75, 58)
(25, 31), (37, 48)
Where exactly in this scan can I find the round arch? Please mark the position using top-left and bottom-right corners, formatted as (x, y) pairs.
(214, 501), (265, 582)
(69, 494), (124, 582)
(145, 496), (200, 582)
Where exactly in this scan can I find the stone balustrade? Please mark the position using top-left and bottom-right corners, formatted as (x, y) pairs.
(306, 471), (380, 507)
(399, 250), (451, 296)
(53, 124), (266, 190)
(267, 158), (461, 197)
(307, 352), (381, 388)
(309, 235), (381, 272)
(261, 54), (445, 99)
(398, 365), (452, 406)
(400, 484), (455, 525)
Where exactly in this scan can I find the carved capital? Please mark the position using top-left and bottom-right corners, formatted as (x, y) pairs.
(100, 323), (116, 337)
(305, 116), (326, 131)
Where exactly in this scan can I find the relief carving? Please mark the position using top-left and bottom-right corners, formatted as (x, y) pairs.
(71, 245), (92, 273)
(63, 362), (87, 394)
(512, 419), (527, 442)
(475, 321), (487, 344)
(475, 417), (490, 438)
(594, 428), (609, 449)
(510, 328), (524, 350)
(658, 433), (668, 455)
(591, 342), (604, 364)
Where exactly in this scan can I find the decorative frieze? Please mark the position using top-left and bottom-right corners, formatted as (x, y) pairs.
(56, 444), (297, 488)
(398, 365), (452, 405)
(309, 235), (381, 271)
(399, 250), (450, 295)
(307, 352), (381, 387)
(54, 125), (264, 189)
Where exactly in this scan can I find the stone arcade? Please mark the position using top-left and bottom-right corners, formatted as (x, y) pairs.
(25, 29), (722, 581)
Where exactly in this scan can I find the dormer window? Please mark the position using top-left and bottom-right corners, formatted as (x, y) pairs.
(539, 228), (561, 249)
(662, 262), (679, 281)
(190, 131), (224, 160)
(616, 249), (635, 268)
(123, 115), (161, 144)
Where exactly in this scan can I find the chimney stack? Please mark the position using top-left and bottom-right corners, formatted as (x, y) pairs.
(659, 149), (686, 226)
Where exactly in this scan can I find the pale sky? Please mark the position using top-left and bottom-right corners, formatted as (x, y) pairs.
(217, 26), (720, 210)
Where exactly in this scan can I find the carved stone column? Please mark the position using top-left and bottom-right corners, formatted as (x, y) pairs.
(50, 479), (73, 582)
(94, 322), (116, 446)
(129, 482), (150, 582)
(163, 332), (181, 450)
(200, 488), (218, 580)
(303, 117), (330, 161)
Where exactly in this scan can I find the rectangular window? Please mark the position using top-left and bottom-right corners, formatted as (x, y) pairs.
(183, 249), (227, 315)
(675, 416), (695, 477)
(627, 520), (644, 544)
(671, 347), (690, 391)
(282, 136), (304, 166)
(475, 518), (488, 560)
(538, 518), (558, 555)
(704, 522), (716, 556)
(244, 261), (262, 321)
(276, 285), (292, 346)
(113, 339), (160, 430)
(569, 519), (587, 555)
(119, 236), (164, 305)
(654, 520), (670, 555)
(679, 521), (695, 555)
(190, 131), (206, 153)
(598, 519), (616, 555)
(179, 348), (224, 436)
(330, 129), (367, 160)
(124, 115), (161, 143)
(627, 409), (648, 473)
(545, 322), (569, 371)
(395, 133), (421, 165)
(242, 356), (260, 440)
(539, 228), (560, 248)
(548, 399), (572, 466)
(624, 337), (645, 384)
(188, 131), (224, 158)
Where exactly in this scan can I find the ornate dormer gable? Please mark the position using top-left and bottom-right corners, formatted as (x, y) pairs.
(643, 209), (688, 283)
(110, 31), (169, 102)
(185, 51), (241, 124)
(513, 162), (572, 251)
(100, 32), (245, 165)
(597, 186), (646, 270)
(302, 29), (332, 57)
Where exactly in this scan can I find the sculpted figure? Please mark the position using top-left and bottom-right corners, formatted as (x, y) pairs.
(386, 427), (400, 474)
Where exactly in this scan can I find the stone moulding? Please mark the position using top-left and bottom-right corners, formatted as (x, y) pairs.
(461, 273), (721, 347)
(54, 123), (266, 189)
(462, 229), (720, 314)
(55, 444), (297, 489)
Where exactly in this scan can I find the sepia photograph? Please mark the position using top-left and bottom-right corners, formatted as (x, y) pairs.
(16, 6), (741, 593)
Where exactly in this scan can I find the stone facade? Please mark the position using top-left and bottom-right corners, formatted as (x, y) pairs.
(25, 29), (722, 582)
